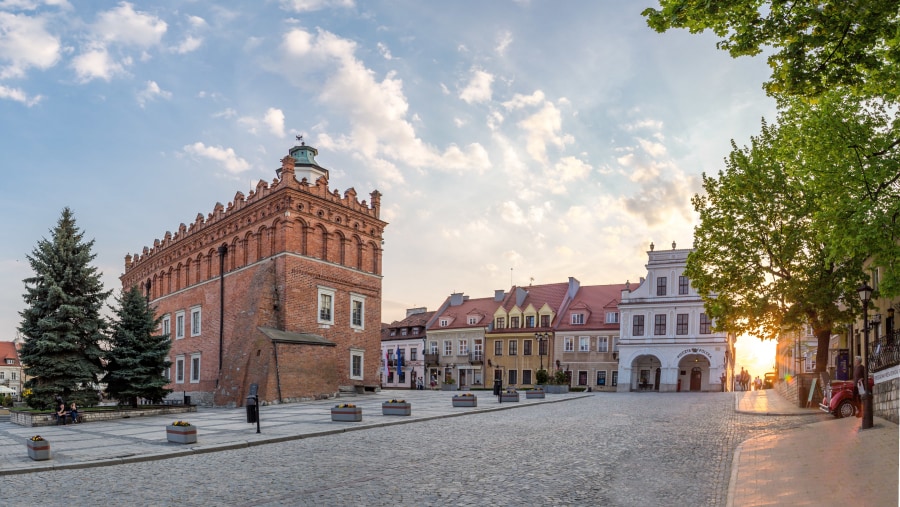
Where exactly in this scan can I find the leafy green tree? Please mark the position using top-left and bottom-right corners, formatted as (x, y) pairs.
(685, 119), (866, 372)
(643, 0), (900, 99)
(19, 208), (108, 410)
(105, 285), (172, 407)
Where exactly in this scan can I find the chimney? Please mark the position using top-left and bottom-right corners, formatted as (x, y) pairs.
(494, 290), (506, 301)
(450, 293), (465, 306)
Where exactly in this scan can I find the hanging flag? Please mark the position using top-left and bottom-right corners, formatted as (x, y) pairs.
(384, 348), (390, 382)
(397, 350), (403, 380)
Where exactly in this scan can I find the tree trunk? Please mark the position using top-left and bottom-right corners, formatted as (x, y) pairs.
(815, 329), (831, 374)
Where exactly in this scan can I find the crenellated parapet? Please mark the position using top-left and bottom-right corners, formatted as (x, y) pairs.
(122, 144), (387, 296)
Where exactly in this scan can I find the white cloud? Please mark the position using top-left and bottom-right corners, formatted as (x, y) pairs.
(377, 42), (392, 60)
(172, 35), (202, 54)
(0, 84), (41, 105)
(0, 12), (61, 79)
(183, 142), (251, 174)
(93, 2), (167, 47)
(545, 156), (592, 194)
(638, 138), (667, 158)
(212, 108), (237, 118)
(71, 45), (126, 82)
(459, 69), (493, 104)
(186, 15), (206, 28)
(502, 91), (545, 110)
(496, 30), (512, 55)
(518, 102), (574, 163)
(264, 108), (285, 138)
(0, 0), (71, 10)
(280, 0), (354, 12)
(136, 80), (171, 107)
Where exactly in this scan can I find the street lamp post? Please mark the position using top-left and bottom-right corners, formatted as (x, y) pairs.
(534, 333), (547, 371)
(858, 283), (874, 430)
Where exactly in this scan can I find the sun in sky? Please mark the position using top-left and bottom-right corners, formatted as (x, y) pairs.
(734, 334), (777, 380)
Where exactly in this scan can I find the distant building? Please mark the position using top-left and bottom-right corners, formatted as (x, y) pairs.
(381, 308), (435, 389)
(0, 341), (23, 399)
(120, 142), (387, 406)
(617, 243), (733, 392)
(427, 293), (499, 389)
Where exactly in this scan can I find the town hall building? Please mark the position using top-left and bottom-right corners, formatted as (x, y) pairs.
(616, 243), (734, 392)
(120, 141), (387, 406)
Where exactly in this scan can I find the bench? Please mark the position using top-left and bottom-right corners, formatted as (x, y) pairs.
(54, 413), (81, 425)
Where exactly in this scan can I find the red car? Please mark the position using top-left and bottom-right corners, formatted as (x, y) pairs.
(819, 378), (874, 418)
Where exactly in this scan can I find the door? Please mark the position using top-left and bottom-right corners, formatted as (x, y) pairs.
(690, 367), (702, 391)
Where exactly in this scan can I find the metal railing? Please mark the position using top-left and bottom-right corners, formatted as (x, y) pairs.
(869, 329), (899, 373)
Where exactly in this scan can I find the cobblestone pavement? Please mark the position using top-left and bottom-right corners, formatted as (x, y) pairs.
(0, 392), (825, 506)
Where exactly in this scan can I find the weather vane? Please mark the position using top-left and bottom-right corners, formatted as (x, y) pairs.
(296, 134), (304, 145)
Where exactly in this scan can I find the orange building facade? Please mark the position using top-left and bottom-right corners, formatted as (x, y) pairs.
(120, 143), (387, 407)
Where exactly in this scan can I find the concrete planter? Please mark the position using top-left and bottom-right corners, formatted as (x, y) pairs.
(166, 425), (198, 444)
(382, 402), (411, 416)
(452, 395), (477, 407)
(441, 384), (458, 391)
(526, 390), (545, 399)
(27, 439), (50, 460)
(331, 407), (363, 422)
(500, 392), (520, 402)
(545, 385), (570, 394)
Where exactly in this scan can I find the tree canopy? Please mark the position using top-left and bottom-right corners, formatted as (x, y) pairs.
(643, 0), (900, 99)
(105, 285), (172, 407)
(18, 208), (109, 409)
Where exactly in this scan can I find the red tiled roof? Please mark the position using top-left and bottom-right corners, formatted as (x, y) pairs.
(429, 296), (498, 330)
(500, 282), (570, 313)
(0, 341), (20, 365)
(556, 283), (627, 331)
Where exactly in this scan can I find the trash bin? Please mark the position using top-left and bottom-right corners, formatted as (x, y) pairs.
(493, 379), (502, 396)
(183, 395), (191, 406)
(246, 396), (258, 423)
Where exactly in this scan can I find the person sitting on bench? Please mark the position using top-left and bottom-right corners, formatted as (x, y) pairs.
(56, 400), (70, 425)
(69, 402), (79, 423)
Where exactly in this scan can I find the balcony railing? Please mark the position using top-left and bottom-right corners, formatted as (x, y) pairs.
(869, 329), (899, 373)
(424, 353), (440, 367)
(469, 352), (484, 364)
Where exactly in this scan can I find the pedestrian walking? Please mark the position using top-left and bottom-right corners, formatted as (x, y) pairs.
(853, 356), (866, 418)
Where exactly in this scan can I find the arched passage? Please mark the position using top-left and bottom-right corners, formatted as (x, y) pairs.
(630, 354), (662, 391)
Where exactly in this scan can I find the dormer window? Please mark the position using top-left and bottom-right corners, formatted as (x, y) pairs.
(440, 318), (449, 327)
(401, 329), (408, 336)
(468, 316), (477, 325)
(572, 313), (584, 325)
(605, 312), (619, 324)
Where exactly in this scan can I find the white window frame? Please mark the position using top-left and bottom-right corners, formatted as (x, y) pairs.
(162, 315), (171, 338)
(317, 286), (336, 325)
(164, 357), (171, 381)
(605, 312), (619, 324)
(597, 370), (607, 386)
(350, 349), (364, 380)
(598, 336), (609, 353)
(467, 316), (477, 325)
(443, 340), (453, 356)
(190, 306), (202, 336)
(440, 318), (449, 327)
(175, 311), (185, 340)
(564, 336), (574, 352)
(430, 341), (438, 354)
(571, 313), (584, 325)
(175, 355), (185, 384)
(190, 353), (201, 383)
(350, 293), (365, 330)
(613, 336), (619, 352)
(458, 339), (468, 356)
(508, 340), (518, 356)
(579, 336), (590, 352)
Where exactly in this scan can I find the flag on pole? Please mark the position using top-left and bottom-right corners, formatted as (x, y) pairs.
(397, 350), (403, 380)
(384, 348), (391, 382)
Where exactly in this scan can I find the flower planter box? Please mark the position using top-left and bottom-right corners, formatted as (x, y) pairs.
(526, 390), (545, 399)
(544, 385), (570, 394)
(452, 395), (477, 407)
(331, 407), (363, 422)
(27, 440), (50, 461)
(382, 402), (411, 416)
(166, 425), (198, 444)
(500, 392), (520, 402)
(441, 384), (458, 391)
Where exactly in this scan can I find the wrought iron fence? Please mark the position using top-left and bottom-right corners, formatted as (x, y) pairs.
(869, 329), (899, 373)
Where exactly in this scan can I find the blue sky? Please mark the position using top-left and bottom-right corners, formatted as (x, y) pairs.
(0, 0), (777, 335)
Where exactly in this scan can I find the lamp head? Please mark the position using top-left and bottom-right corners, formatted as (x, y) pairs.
(858, 283), (873, 304)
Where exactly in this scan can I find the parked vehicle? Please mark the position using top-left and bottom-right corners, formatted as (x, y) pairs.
(819, 378), (874, 418)
(763, 372), (776, 389)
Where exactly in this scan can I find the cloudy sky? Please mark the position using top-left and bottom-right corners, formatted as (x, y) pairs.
(0, 0), (777, 336)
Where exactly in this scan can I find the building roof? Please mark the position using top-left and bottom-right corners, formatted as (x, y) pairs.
(383, 310), (435, 342)
(0, 341), (20, 365)
(556, 283), (628, 331)
(257, 327), (336, 346)
(429, 296), (497, 331)
(499, 282), (571, 314)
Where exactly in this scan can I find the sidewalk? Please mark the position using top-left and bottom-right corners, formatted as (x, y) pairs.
(729, 389), (899, 507)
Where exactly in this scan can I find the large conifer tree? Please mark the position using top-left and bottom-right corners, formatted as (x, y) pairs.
(19, 208), (109, 409)
(105, 285), (172, 407)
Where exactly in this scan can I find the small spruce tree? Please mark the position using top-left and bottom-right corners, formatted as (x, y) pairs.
(105, 285), (172, 407)
(19, 208), (108, 410)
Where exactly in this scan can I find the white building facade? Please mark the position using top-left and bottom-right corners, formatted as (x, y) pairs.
(616, 245), (732, 392)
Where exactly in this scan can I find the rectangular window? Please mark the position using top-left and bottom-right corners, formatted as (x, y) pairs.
(540, 315), (550, 327)
(613, 336), (619, 352)
(700, 313), (712, 334)
(523, 339), (533, 356)
(175, 311), (185, 340)
(654, 314), (667, 335)
(0, 372), (4, 380)
(598, 336), (609, 353)
(466, 316), (476, 325)
(164, 357), (170, 381)
(190, 353), (201, 383)
(508, 369), (518, 385)
(162, 315), (171, 338)
(508, 340), (518, 356)
(495, 317), (506, 329)
(317, 286), (335, 324)
(190, 306), (201, 336)
(571, 313), (584, 325)
(350, 295), (365, 329)
(494, 340), (503, 356)
(458, 340), (468, 356)
(175, 356), (185, 383)
(579, 336), (589, 352)
(510, 316), (520, 328)
(525, 315), (535, 328)
(612, 371), (618, 386)
(605, 312), (619, 324)
(410, 348), (417, 361)
(11, 372), (16, 380)
(597, 370), (607, 386)
(350, 350), (363, 379)
(430, 341), (438, 354)
(676, 314), (689, 335)
(633, 315), (645, 336)
(564, 336), (574, 352)
(523, 369), (532, 385)
(443, 340), (453, 356)
(679, 275), (689, 295)
(440, 318), (449, 327)
(657, 276), (667, 296)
